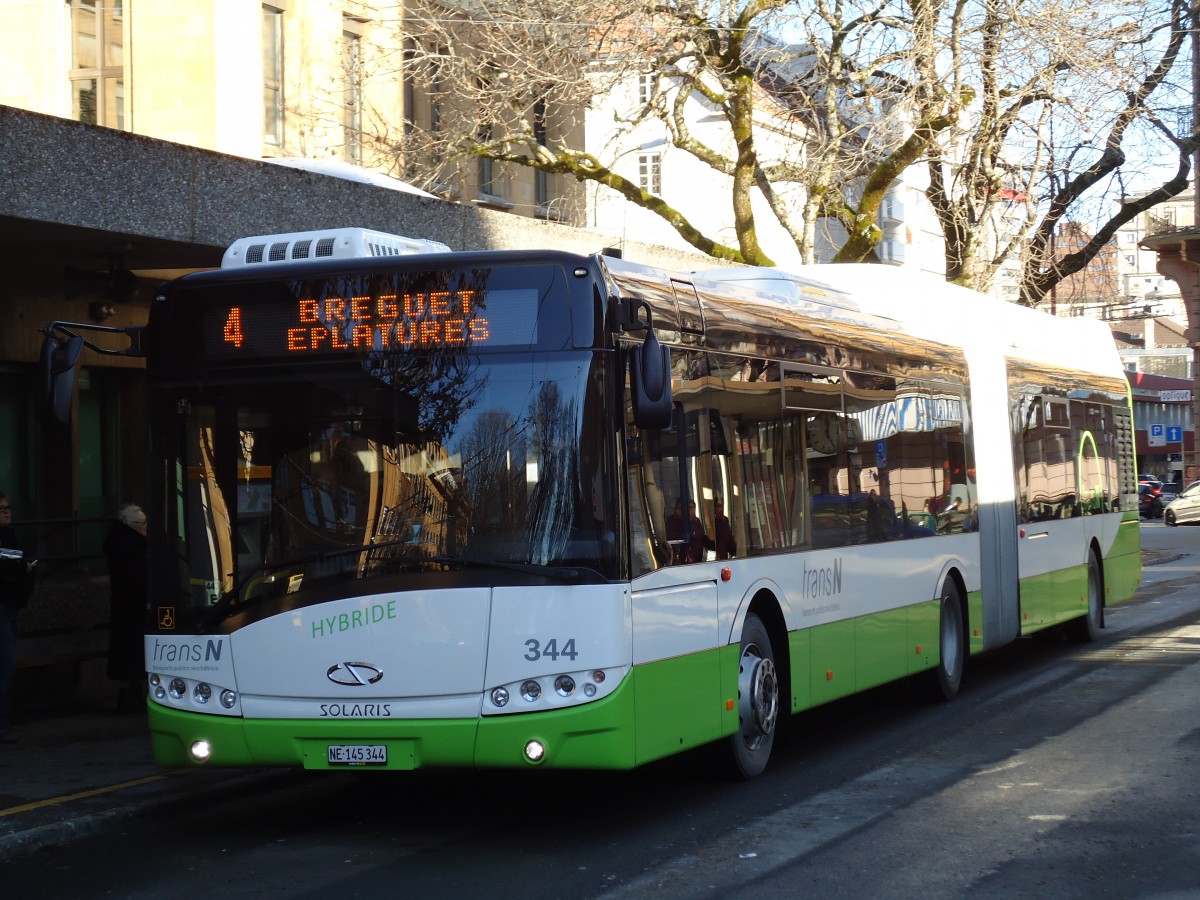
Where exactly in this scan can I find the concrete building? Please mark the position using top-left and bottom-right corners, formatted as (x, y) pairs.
(1137, 185), (1200, 485)
(1126, 372), (1194, 488)
(1114, 192), (1191, 321)
(3, 0), (580, 221)
(1111, 319), (1194, 485)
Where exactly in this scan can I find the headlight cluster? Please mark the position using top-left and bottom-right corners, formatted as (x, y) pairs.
(149, 672), (241, 716)
(484, 665), (627, 716)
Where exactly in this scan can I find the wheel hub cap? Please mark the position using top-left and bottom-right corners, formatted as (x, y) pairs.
(739, 652), (779, 741)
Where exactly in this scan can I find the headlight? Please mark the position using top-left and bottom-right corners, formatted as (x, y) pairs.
(483, 665), (629, 716)
(149, 673), (241, 715)
(521, 680), (542, 702)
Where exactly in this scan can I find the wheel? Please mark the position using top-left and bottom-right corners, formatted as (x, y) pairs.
(932, 578), (965, 701)
(728, 612), (779, 779)
(1165, 509), (1177, 527)
(1069, 550), (1103, 643)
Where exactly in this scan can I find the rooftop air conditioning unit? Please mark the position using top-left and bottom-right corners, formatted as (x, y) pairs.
(222, 228), (450, 269)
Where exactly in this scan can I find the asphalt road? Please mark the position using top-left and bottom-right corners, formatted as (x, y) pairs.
(2, 524), (1198, 899)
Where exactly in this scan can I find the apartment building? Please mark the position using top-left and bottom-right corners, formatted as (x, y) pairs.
(584, 40), (949, 275)
(3, 0), (579, 219)
(1114, 190), (1192, 321)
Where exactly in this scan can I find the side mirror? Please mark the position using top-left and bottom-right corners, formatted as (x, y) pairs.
(630, 330), (672, 430)
(40, 333), (84, 427)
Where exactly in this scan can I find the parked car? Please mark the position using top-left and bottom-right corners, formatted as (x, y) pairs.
(1164, 481), (1200, 526)
(1140, 482), (1164, 519)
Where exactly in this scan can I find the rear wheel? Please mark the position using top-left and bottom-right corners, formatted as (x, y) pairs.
(728, 613), (779, 779)
(932, 578), (965, 701)
(1069, 550), (1103, 643)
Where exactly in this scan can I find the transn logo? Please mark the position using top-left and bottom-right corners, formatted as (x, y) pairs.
(149, 638), (224, 664)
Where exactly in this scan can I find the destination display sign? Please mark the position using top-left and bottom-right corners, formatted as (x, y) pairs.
(199, 273), (540, 358)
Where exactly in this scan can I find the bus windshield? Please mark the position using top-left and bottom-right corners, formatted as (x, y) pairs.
(152, 349), (618, 620)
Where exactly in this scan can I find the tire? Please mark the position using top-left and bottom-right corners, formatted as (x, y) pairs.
(1069, 550), (1104, 643)
(932, 578), (966, 701)
(1165, 509), (1177, 527)
(728, 612), (779, 779)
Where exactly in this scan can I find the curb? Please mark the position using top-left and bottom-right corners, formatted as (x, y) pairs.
(1142, 551), (1184, 567)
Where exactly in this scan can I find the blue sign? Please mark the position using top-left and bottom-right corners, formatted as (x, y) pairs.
(1167, 426), (1183, 443)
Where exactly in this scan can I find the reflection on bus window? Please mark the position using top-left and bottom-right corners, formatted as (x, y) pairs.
(167, 352), (618, 608)
(625, 353), (977, 574)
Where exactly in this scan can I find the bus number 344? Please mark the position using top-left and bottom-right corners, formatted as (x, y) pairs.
(524, 638), (578, 662)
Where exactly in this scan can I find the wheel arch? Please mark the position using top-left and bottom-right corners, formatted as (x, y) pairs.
(734, 589), (790, 724)
(941, 564), (970, 648)
(1089, 536), (1106, 614)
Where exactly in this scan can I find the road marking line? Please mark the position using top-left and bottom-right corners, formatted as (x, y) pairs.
(0, 773), (180, 818)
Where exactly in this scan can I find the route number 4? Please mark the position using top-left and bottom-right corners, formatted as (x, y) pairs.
(223, 307), (245, 349)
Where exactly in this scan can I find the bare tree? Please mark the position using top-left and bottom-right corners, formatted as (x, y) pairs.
(362, 0), (1193, 298)
(925, 0), (1198, 304)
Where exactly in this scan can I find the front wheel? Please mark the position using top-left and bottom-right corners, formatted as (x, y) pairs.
(1165, 509), (1177, 527)
(932, 578), (965, 701)
(728, 612), (779, 779)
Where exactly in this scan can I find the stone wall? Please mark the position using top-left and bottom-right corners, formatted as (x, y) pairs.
(0, 104), (727, 278)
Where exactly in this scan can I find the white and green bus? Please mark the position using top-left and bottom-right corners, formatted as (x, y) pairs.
(44, 228), (1140, 777)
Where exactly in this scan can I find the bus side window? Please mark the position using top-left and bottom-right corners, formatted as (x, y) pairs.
(706, 352), (805, 556)
(843, 371), (896, 544)
(1015, 389), (1076, 523)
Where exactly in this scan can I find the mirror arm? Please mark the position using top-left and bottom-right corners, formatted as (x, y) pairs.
(40, 320), (147, 358)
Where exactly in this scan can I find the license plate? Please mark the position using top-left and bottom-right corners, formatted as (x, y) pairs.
(327, 744), (387, 766)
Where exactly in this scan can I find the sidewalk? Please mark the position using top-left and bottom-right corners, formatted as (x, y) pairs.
(0, 699), (279, 861)
(0, 546), (1182, 862)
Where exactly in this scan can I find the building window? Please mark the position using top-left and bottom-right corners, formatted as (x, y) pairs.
(534, 98), (549, 206)
(430, 55), (443, 137)
(638, 153), (661, 195)
(403, 43), (416, 136)
(263, 6), (284, 146)
(478, 124), (495, 195)
(638, 73), (655, 106)
(342, 21), (363, 165)
(70, 0), (125, 129)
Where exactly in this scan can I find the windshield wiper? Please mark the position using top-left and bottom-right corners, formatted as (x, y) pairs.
(210, 544), (594, 623)
(215, 538), (422, 615)
(430, 554), (586, 583)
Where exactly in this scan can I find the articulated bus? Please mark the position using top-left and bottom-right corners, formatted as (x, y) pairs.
(42, 228), (1141, 777)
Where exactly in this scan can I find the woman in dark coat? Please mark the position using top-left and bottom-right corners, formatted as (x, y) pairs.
(104, 504), (147, 711)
